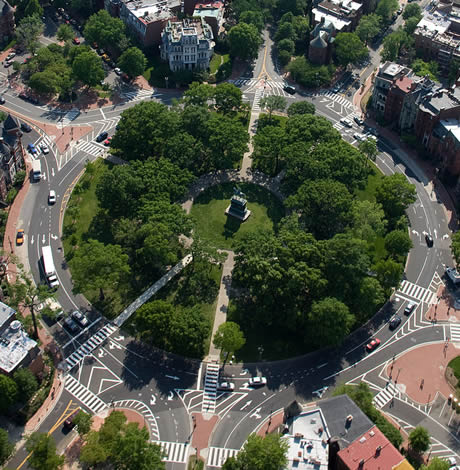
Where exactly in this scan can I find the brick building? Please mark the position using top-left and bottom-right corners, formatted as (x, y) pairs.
(193, 0), (224, 40)
(308, 18), (336, 65)
(0, 0), (14, 44)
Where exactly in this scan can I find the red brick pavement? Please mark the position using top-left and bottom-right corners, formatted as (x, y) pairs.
(386, 342), (457, 404)
(256, 410), (285, 436)
(425, 285), (460, 323)
(191, 412), (219, 459)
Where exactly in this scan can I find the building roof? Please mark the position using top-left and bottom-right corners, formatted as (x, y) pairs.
(3, 114), (18, 131)
(416, 9), (451, 35)
(164, 17), (213, 42)
(312, 9), (351, 30)
(310, 31), (328, 48)
(440, 118), (460, 143)
(420, 87), (460, 115)
(337, 426), (407, 470)
(394, 460), (416, 470)
(318, 395), (374, 446)
(0, 300), (15, 330)
(122, 0), (180, 23)
(312, 18), (335, 36)
(394, 76), (414, 93)
(0, 319), (37, 374)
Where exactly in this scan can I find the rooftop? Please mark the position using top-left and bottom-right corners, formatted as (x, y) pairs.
(337, 426), (408, 470)
(417, 9), (451, 34)
(312, 8), (351, 30)
(394, 76), (414, 93)
(379, 62), (409, 79)
(284, 409), (329, 469)
(165, 17), (213, 41)
(123, 0), (180, 23)
(440, 118), (460, 142)
(421, 87), (460, 114)
(0, 300), (15, 330)
(0, 319), (37, 374)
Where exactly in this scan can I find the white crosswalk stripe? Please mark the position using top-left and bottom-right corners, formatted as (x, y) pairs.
(323, 91), (355, 109)
(207, 447), (239, 467)
(333, 122), (344, 130)
(120, 88), (153, 102)
(115, 399), (160, 440)
(201, 363), (220, 414)
(154, 441), (189, 463)
(65, 375), (107, 414)
(252, 88), (263, 112)
(76, 140), (106, 157)
(64, 324), (117, 371)
(398, 280), (436, 304)
(449, 324), (460, 343)
(373, 382), (399, 409)
(229, 78), (258, 87)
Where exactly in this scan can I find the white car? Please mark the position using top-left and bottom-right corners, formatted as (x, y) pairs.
(340, 118), (353, 128)
(217, 382), (235, 392)
(353, 133), (365, 142)
(6, 52), (15, 61)
(48, 190), (56, 205)
(248, 376), (267, 387)
(114, 67), (121, 76)
(364, 133), (377, 141)
(40, 142), (49, 154)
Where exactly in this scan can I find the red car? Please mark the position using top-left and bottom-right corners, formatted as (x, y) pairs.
(72, 37), (80, 45)
(103, 137), (112, 146)
(366, 338), (381, 352)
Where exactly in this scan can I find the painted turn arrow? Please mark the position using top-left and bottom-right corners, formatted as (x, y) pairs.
(150, 394), (156, 406)
(165, 375), (180, 381)
(240, 400), (252, 411)
(250, 407), (262, 419)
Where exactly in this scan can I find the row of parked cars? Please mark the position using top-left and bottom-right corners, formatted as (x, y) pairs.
(63, 310), (89, 333)
(217, 375), (268, 392)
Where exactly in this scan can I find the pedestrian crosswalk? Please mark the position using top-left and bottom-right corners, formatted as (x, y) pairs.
(154, 441), (189, 463)
(64, 323), (117, 371)
(229, 78), (290, 97)
(59, 108), (80, 126)
(398, 280), (436, 305)
(65, 375), (107, 414)
(94, 117), (120, 134)
(373, 382), (400, 409)
(201, 362), (220, 414)
(120, 88), (153, 102)
(115, 399), (159, 440)
(207, 447), (239, 467)
(252, 88), (263, 112)
(321, 90), (355, 109)
(449, 324), (460, 343)
(76, 140), (106, 157)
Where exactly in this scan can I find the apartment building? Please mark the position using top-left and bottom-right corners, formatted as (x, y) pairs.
(193, 0), (224, 40)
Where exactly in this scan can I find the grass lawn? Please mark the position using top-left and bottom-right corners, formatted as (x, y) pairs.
(449, 356), (460, 382)
(190, 183), (285, 250)
(143, 55), (171, 88)
(210, 53), (229, 75)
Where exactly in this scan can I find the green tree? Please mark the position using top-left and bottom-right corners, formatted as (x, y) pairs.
(403, 3), (421, 19)
(73, 411), (93, 436)
(274, 22), (295, 42)
(411, 59), (439, 80)
(451, 231), (460, 266)
(356, 14), (381, 44)
(29, 70), (61, 94)
(375, 173), (416, 222)
(213, 321), (246, 361)
(182, 82), (214, 107)
(376, 0), (399, 20)
(0, 374), (18, 413)
(253, 125), (286, 175)
(358, 138), (378, 163)
(15, 15), (44, 54)
(409, 426), (431, 454)
(228, 23), (262, 60)
(70, 239), (131, 301)
(334, 32), (368, 66)
(118, 47), (146, 79)
(374, 258), (404, 291)
(287, 101), (315, 116)
(384, 230), (413, 259)
(404, 16), (420, 35)
(351, 200), (386, 242)
(259, 95), (287, 122)
(420, 458), (450, 470)
(309, 297), (354, 347)
(448, 58), (460, 85)
(382, 29), (411, 61)
(277, 38), (295, 54)
(355, 277), (385, 321)
(23, 0), (43, 19)
(214, 82), (243, 115)
(222, 433), (288, 470)
(13, 368), (38, 402)
(239, 10), (264, 31)
(72, 51), (105, 87)
(0, 429), (13, 465)
(56, 24), (74, 42)
(287, 56), (335, 87)
(83, 10), (126, 51)
(26, 433), (65, 470)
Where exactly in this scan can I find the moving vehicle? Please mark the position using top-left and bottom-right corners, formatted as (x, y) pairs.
(114, 67), (121, 75)
(283, 84), (296, 95)
(64, 317), (79, 333)
(48, 190), (56, 204)
(404, 301), (416, 315)
(40, 142), (49, 154)
(354, 116), (364, 126)
(21, 122), (31, 132)
(425, 233), (434, 247)
(217, 382), (235, 391)
(353, 133), (365, 142)
(389, 315), (401, 330)
(249, 376), (267, 387)
(16, 229), (24, 245)
(366, 338), (381, 352)
(42, 245), (59, 289)
(446, 267), (460, 285)
(96, 131), (108, 142)
(71, 310), (89, 328)
(31, 159), (41, 181)
(64, 409), (80, 428)
(27, 143), (37, 155)
(340, 118), (353, 128)
(103, 137), (112, 146)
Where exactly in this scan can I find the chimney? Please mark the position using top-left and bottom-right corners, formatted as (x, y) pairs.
(320, 16), (325, 23)
(375, 445), (382, 456)
(359, 459), (365, 468)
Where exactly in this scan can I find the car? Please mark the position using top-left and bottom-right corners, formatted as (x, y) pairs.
(70, 18), (77, 25)
(404, 301), (416, 315)
(103, 137), (112, 146)
(354, 133), (365, 142)
(20, 122), (32, 132)
(444, 457), (456, 466)
(6, 52), (15, 60)
(96, 48), (103, 55)
(40, 142), (49, 154)
(283, 84), (296, 95)
(4, 60), (12, 68)
(95, 131), (108, 143)
(72, 37), (80, 45)
(72, 310), (89, 328)
(354, 116), (364, 126)
(48, 190), (56, 204)
(121, 73), (130, 82)
(389, 315), (402, 330)
(340, 118), (353, 128)
(364, 132), (377, 141)
(114, 67), (121, 76)
(366, 338), (381, 352)
(368, 127), (379, 136)
(23, 57), (31, 64)
(391, 13), (397, 22)
(64, 317), (79, 333)
(217, 382), (235, 391)
(332, 86), (341, 93)
(446, 267), (460, 285)
(425, 233), (434, 247)
(64, 409), (80, 429)
(248, 376), (267, 387)
(16, 229), (24, 245)
(0, 96), (5, 104)
(397, 7), (403, 13)
(27, 143), (37, 154)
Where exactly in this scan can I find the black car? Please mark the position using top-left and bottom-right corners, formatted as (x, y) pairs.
(389, 315), (402, 330)
(425, 233), (434, 247)
(64, 317), (79, 333)
(20, 122), (32, 132)
(0, 96), (5, 105)
(283, 84), (296, 95)
(96, 131), (108, 142)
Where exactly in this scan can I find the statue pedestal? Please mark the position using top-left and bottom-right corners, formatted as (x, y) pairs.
(225, 195), (251, 221)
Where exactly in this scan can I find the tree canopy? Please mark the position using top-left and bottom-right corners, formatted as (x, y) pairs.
(334, 33), (368, 66)
(356, 14), (381, 44)
(83, 10), (127, 53)
(409, 426), (431, 453)
(213, 322), (246, 359)
(72, 51), (105, 87)
(228, 23), (262, 60)
(118, 47), (146, 78)
(26, 433), (65, 470)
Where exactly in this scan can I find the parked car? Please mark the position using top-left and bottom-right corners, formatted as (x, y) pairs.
(425, 233), (434, 247)
(0, 96), (5, 105)
(114, 67), (121, 76)
(248, 376), (267, 387)
(354, 133), (365, 142)
(48, 190), (56, 205)
(340, 118), (353, 128)
(103, 137), (112, 146)
(354, 116), (364, 126)
(16, 229), (24, 245)
(72, 310), (89, 328)
(3, 60), (12, 68)
(21, 122), (32, 132)
(366, 338), (381, 352)
(95, 131), (108, 142)
(64, 409), (80, 428)
(27, 143), (37, 154)
(389, 315), (402, 330)
(6, 52), (15, 60)
(72, 37), (80, 45)
(446, 267), (460, 285)
(404, 301), (416, 315)
(40, 142), (49, 154)
(64, 317), (79, 333)
(283, 84), (296, 95)
(217, 382), (235, 391)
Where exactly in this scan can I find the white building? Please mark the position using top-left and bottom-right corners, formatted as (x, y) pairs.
(160, 17), (214, 72)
